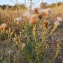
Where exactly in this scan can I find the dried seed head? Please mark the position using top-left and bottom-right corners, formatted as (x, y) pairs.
(54, 21), (60, 26)
(8, 50), (12, 54)
(22, 43), (26, 48)
(43, 20), (50, 28)
(42, 9), (49, 17)
(29, 14), (40, 25)
(23, 11), (32, 21)
(32, 8), (39, 14)
(56, 16), (62, 22)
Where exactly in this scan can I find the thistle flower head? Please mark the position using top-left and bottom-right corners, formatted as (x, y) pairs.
(56, 16), (62, 22)
(15, 17), (22, 24)
(38, 9), (43, 14)
(42, 9), (49, 17)
(32, 8), (39, 14)
(33, 8), (44, 19)
(43, 20), (50, 28)
(29, 14), (40, 25)
(8, 50), (12, 54)
(23, 11), (32, 21)
(22, 43), (26, 48)
(37, 9), (43, 19)
(31, 14), (38, 19)
(54, 21), (60, 26)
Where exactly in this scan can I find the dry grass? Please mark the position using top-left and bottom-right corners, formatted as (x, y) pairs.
(51, 5), (63, 16)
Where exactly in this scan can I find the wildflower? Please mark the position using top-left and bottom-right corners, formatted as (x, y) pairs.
(54, 21), (60, 26)
(56, 16), (62, 22)
(48, 26), (51, 29)
(38, 14), (43, 19)
(38, 9), (43, 15)
(42, 9), (49, 17)
(43, 20), (50, 28)
(8, 50), (12, 54)
(33, 8), (43, 19)
(31, 14), (38, 19)
(15, 17), (22, 24)
(32, 8), (39, 14)
(38, 9), (43, 19)
(22, 43), (26, 48)
(29, 14), (40, 25)
(23, 11), (32, 21)
(33, 8), (52, 18)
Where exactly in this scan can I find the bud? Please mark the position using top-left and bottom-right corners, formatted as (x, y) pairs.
(54, 21), (60, 26)
(8, 50), (12, 54)
(22, 43), (26, 48)
(56, 16), (62, 22)
(14, 37), (17, 42)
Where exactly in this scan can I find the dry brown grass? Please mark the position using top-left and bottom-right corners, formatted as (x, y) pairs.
(51, 5), (63, 16)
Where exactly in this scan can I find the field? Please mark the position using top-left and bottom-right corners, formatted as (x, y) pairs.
(0, 5), (63, 63)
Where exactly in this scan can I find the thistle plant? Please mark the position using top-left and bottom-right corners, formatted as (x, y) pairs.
(13, 8), (62, 63)
(0, 4), (63, 63)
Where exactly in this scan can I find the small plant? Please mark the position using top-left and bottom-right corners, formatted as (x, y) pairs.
(0, 2), (63, 63)
(13, 8), (62, 63)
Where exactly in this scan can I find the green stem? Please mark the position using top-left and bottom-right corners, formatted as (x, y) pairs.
(41, 25), (57, 46)
(33, 25), (40, 63)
